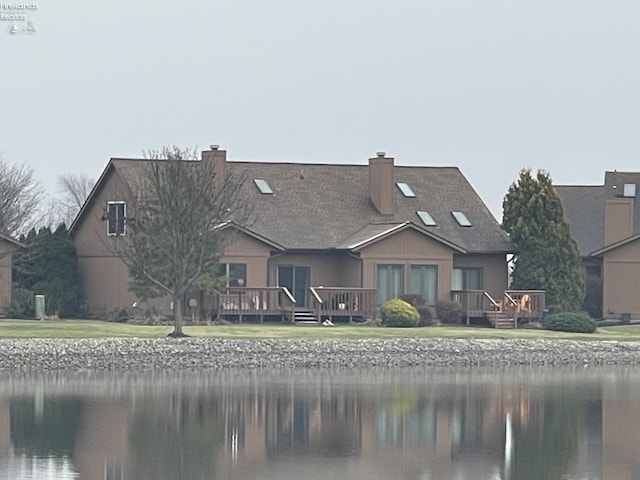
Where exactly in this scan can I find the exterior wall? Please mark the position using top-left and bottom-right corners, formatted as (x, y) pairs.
(0, 241), (14, 310)
(601, 238), (640, 318)
(268, 252), (361, 287)
(604, 198), (634, 246)
(453, 253), (508, 300)
(77, 256), (137, 315)
(73, 166), (136, 316)
(359, 229), (455, 302)
(220, 233), (274, 287)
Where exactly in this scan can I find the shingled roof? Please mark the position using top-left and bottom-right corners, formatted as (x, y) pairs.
(77, 157), (513, 254)
(556, 171), (640, 256)
(229, 161), (512, 252)
(555, 185), (605, 256)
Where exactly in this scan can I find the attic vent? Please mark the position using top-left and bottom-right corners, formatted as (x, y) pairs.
(623, 183), (636, 198)
(451, 211), (472, 227)
(253, 179), (273, 195)
(417, 210), (437, 227)
(396, 182), (416, 198)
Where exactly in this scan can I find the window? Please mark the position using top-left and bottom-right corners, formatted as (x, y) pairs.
(452, 267), (482, 290)
(253, 178), (273, 194)
(396, 182), (416, 198)
(416, 210), (437, 227)
(107, 201), (126, 236)
(410, 265), (438, 304)
(451, 211), (472, 227)
(218, 263), (247, 287)
(377, 265), (404, 303)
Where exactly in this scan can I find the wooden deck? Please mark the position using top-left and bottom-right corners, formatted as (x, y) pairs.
(309, 287), (377, 323)
(212, 286), (377, 323)
(452, 290), (546, 328)
(214, 287), (296, 322)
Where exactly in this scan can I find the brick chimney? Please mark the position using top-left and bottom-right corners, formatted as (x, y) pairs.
(201, 144), (227, 191)
(369, 152), (394, 215)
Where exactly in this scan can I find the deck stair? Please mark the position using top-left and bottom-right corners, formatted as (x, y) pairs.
(488, 311), (516, 329)
(294, 309), (318, 323)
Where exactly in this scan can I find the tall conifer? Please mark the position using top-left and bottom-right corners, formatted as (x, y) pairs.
(502, 169), (585, 311)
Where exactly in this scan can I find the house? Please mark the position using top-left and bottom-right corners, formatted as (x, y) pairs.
(0, 233), (22, 311)
(556, 171), (640, 320)
(70, 147), (514, 321)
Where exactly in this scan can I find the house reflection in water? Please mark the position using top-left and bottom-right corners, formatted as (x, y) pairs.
(0, 371), (635, 479)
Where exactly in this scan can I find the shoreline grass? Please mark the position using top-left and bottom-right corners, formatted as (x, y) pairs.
(0, 319), (638, 341)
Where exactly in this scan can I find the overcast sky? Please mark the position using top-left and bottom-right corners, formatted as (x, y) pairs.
(2, 0), (640, 220)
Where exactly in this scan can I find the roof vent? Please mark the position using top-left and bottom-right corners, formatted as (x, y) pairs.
(210, 144), (220, 150)
(623, 183), (636, 198)
(376, 151), (386, 157)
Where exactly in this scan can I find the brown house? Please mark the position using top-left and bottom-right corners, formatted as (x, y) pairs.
(0, 234), (22, 311)
(70, 147), (513, 321)
(557, 171), (640, 320)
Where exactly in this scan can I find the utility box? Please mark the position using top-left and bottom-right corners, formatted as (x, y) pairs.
(35, 295), (45, 319)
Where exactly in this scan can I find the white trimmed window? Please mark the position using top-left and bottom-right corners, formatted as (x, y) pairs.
(107, 201), (126, 236)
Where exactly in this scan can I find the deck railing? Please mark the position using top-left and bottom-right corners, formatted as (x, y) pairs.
(215, 287), (296, 322)
(504, 290), (546, 322)
(309, 287), (377, 323)
(452, 289), (546, 326)
(452, 290), (502, 325)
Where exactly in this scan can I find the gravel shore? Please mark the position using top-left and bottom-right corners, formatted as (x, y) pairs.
(1, 337), (640, 371)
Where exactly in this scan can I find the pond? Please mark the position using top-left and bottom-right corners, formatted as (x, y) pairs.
(0, 367), (635, 480)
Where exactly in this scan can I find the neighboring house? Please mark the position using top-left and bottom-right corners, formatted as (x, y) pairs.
(557, 171), (640, 320)
(0, 233), (22, 311)
(70, 147), (513, 320)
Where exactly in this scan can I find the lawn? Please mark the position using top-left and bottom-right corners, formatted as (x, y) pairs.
(0, 319), (637, 341)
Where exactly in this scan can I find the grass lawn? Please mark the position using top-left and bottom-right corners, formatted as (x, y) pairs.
(0, 319), (638, 341)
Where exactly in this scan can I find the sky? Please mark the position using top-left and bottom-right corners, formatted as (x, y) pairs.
(2, 0), (640, 220)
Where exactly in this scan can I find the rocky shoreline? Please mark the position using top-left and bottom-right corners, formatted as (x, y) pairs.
(1, 337), (640, 371)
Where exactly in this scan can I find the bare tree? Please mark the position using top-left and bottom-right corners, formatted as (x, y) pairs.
(0, 156), (45, 236)
(56, 173), (94, 225)
(115, 146), (249, 337)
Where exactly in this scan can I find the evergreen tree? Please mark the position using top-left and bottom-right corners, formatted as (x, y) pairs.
(502, 169), (585, 311)
(11, 224), (79, 317)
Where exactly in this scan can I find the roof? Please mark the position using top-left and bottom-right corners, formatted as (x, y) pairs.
(555, 185), (604, 256)
(230, 161), (512, 252)
(72, 157), (513, 254)
(337, 222), (466, 252)
(590, 232), (640, 257)
(556, 171), (640, 257)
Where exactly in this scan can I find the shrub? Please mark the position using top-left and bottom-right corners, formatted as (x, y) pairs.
(435, 301), (464, 324)
(542, 312), (597, 333)
(380, 299), (419, 327)
(399, 294), (436, 326)
(416, 305), (437, 327)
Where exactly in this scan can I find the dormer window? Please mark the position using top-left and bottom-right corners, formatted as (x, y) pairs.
(254, 179), (273, 195)
(451, 211), (472, 227)
(417, 210), (437, 227)
(107, 201), (126, 236)
(396, 182), (416, 198)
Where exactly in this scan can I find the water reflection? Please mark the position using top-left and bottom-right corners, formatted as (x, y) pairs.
(0, 368), (637, 479)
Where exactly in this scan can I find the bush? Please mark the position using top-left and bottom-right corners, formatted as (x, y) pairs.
(542, 312), (597, 333)
(399, 294), (436, 326)
(416, 305), (436, 327)
(380, 299), (419, 327)
(435, 301), (464, 324)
